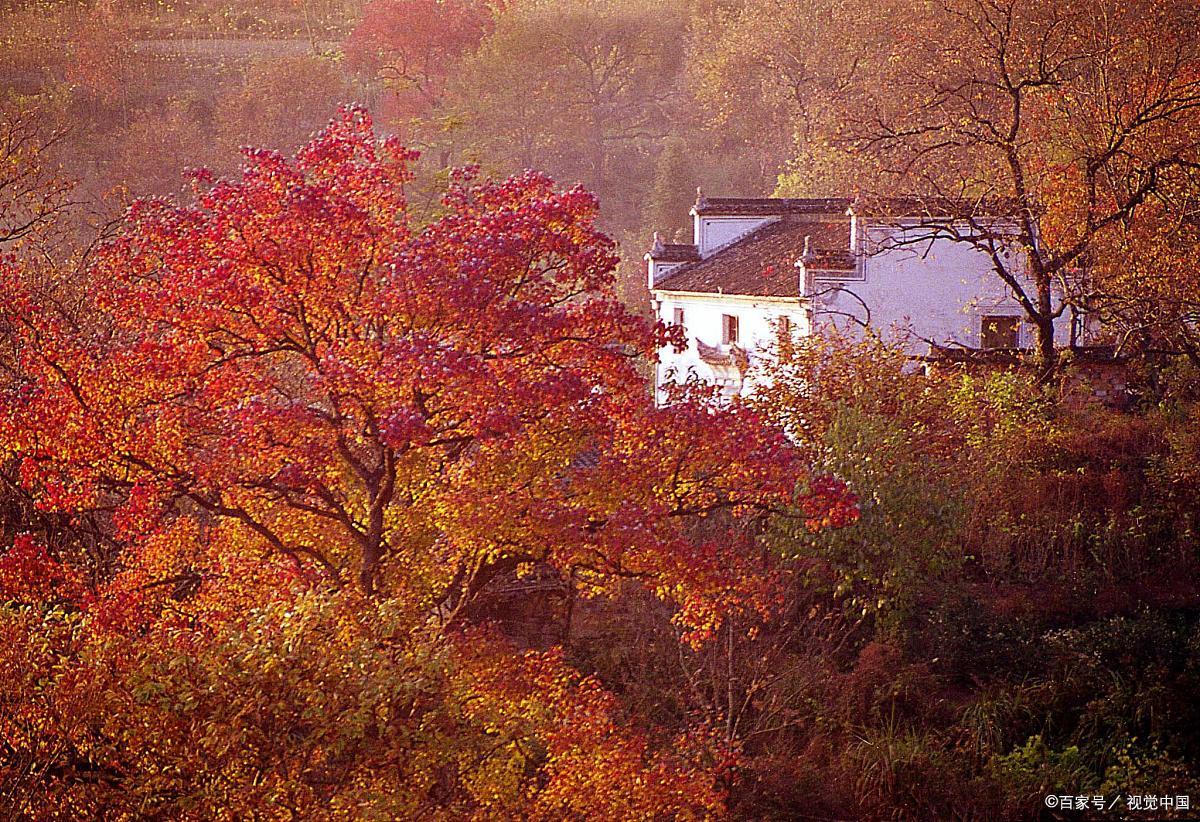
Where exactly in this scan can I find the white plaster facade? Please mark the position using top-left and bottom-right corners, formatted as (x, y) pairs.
(648, 197), (1075, 400)
(815, 220), (1071, 346)
(652, 291), (810, 396)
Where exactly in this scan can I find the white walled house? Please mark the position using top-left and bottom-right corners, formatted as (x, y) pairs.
(648, 193), (1076, 399)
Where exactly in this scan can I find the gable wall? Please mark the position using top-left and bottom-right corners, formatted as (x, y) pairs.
(812, 224), (1071, 351)
(650, 212), (1079, 401)
(695, 216), (777, 256)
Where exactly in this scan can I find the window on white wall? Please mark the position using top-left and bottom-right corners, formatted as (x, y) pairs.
(673, 307), (684, 327)
(722, 314), (739, 345)
(981, 315), (1020, 349)
(776, 315), (793, 357)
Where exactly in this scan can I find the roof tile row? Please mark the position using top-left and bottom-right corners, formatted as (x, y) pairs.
(653, 216), (851, 297)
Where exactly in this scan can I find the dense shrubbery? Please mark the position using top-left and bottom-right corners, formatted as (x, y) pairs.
(543, 332), (1200, 819)
(710, 334), (1200, 818)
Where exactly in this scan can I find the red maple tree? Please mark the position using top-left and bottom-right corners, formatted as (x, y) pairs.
(0, 106), (856, 816)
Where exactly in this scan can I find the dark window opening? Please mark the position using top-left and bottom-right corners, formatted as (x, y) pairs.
(673, 307), (684, 327)
(722, 314), (740, 345)
(777, 315), (793, 357)
(981, 315), (1020, 349)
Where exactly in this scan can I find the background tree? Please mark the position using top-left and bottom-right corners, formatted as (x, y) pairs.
(108, 96), (217, 197)
(213, 54), (352, 166)
(686, 0), (888, 197)
(343, 0), (497, 125)
(0, 98), (72, 255)
(1088, 193), (1200, 366)
(447, 0), (687, 233)
(642, 136), (698, 244)
(63, 0), (137, 128)
(849, 0), (1200, 375)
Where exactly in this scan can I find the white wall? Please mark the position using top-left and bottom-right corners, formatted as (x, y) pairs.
(811, 226), (1071, 351)
(654, 292), (808, 401)
(695, 216), (776, 257)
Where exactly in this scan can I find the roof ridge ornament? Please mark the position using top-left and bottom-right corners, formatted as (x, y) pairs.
(695, 186), (708, 210)
(652, 230), (664, 255)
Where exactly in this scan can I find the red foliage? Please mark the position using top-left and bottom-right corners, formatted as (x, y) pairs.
(0, 534), (83, 605)
(0, 105), (859, 817)
(0, 105), (855, 639)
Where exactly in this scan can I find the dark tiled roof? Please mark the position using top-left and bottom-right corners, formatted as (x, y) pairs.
(654, 217), (850, 297)
(647, 243), (700, 263)
(694, 196), (852, 217)
(806, 249), (857, 272)
(851, 195), (1022, 220)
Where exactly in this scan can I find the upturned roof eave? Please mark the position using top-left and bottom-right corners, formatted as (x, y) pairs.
(650, 287), (810, 303)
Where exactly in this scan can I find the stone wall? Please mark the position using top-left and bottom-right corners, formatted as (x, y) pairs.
(922, 347), (1135, 410)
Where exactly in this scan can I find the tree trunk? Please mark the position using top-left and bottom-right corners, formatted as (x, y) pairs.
(1033, 274), (1058, 381)
(360, 541), (384, 595)
(1034, 315), (1058, 383)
